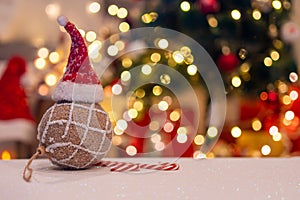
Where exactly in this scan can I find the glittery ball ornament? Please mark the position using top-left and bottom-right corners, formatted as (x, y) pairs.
(37, 16), (112, 169)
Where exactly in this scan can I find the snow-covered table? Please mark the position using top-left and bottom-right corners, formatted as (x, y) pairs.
(0, 158), (299, 200)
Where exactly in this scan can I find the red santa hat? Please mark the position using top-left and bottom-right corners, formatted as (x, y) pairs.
(0, 56), (34, 121)
(52, 15), (103, 103)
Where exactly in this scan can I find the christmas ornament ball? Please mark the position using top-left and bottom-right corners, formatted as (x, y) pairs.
(217, 53), (239, 72)
(37, 102), (112, 169)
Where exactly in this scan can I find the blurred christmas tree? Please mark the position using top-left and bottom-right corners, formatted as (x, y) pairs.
(140, 0), (297, 94)
(134, 0), (300, 157)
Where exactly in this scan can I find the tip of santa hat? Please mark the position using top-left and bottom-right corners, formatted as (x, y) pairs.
(57, 15), (69, 26)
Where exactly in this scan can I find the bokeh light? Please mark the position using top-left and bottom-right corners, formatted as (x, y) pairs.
(126, 145), (137, 156)
(108, 4), (118, 16)
(231, 126), (242, 138)
(88, 2), (101, 13)
(141, 64), (152, 75)
(231, 9), (241, 20)
(158, 38), (169, 49)
(49, 52), (60, 64)
(180, 1), (191, 12)
(261, 145), (271, 156)
(34, 58), (46, 70)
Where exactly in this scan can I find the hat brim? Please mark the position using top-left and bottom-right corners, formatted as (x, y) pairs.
(52, 81), (103, 103)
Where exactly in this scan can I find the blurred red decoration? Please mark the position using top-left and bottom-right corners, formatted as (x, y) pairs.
(216, 53), (239, 72)
(197, 0), (220, 14)
(0, 56), (34, 121)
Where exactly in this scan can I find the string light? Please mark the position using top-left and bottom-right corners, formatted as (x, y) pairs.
(207, 15), (218, 28)
(272, 132), (282, 142)
(87, 2), (101, 13)
(160, 74), (171, 85)
(177, 133), (188, 143)
(180, 1), (191, 12)
(154, 142), (165, 151)
(264, 57), (273, 67)
(1, 150), (11, 160)
(207, 126), (218, 138)
(107, 45), (119, 56)
(133, 100), (144, 111)
(150, 52), (161, 63)
(45, 3), (60, 19)
(126, 145), (137, 156)
(119, 22), (130, 32)
(273, 39), (283, 49)
(157, 39), (169, 49)
(231, 9), (241, 20)
(285, 110), (295, 121)
(117, 7), (128, 19)
(158, 100), (169, 111)
(177, 127), (187, 134)
(135, 89), (145, 98)
(239, 49), (247, 59)
(34, 58), (46, 70)
(86, 31), (97, 42)
(122, 58), (133, 68)
(164, 122), (174, 132)
(231, 76), (242, 88)
(270, 50), (280, 61)
(114, 126), (124, 136)
(252, 119), (262, 131)
(282, 95), (292, 105)
(269, 125), (278, 136)
(240, 62), (250, 73)
(170, 110), (181, 121)
(151, 134), (161, 143)
(289, 72), (298, 82)
(116, 119), (128, 131)
(37, 47), (49, 58)
(108, 4), (118, 16)
(187, 64), (198, 76)
(194, 135), (205, 145)
(112, 84), (122, 95)
(149, 121), (160, 131)
(141, 12), (158, 23)
(152, 85), (163, 96)
(261, 145), (271, 156)
(38, 84), (49, 96)
(290, 90), (298, 100)
(231, 126), (242, 138)
(128, 108), (138, 119)
(112, 136), (122, 145)
(49, 52), (60, 64)
(172, 51), (184, 63)
(121, 71), (131, 82)
(252, 9), (261, 20)
(45, 73), (58, 86)
(272, 0), (282, 10)
(260, 91), (268, 101)
(141, 64), (152, 75)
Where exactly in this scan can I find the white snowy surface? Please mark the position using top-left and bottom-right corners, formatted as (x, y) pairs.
(0, 157), (300, 200)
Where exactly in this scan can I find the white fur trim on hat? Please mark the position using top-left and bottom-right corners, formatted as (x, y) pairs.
(52, 81), (103, 103)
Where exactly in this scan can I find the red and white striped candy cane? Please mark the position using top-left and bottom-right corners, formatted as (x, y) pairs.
(96, 160), (139, 172)
(139, 162), (179, 171)
(95, 160), (179, 172)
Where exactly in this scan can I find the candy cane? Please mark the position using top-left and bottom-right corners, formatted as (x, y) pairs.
(97, 160), (140, 172)
(95, 160), (179, 172)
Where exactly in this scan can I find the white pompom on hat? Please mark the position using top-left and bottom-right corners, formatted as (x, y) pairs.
(52, 15), (103, 103)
